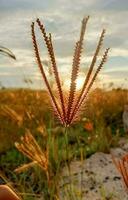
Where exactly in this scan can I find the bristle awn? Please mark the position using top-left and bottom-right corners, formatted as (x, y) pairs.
(66, 16), (89, 124)
(69, 29), (105, 123)
(31, 22), (64, 124)
(70, 48), (110, 124)
(36, 19), (66, 123)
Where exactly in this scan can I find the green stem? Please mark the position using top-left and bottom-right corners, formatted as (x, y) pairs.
(80, 147), (84, 200)
(64, 126), (73, 198)
(64, 127), (70, 173)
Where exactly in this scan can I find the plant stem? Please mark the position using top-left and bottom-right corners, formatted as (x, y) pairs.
(64, 127), (70, 173)
(80, 147), (84, 200)
(64, 126), (73, 197)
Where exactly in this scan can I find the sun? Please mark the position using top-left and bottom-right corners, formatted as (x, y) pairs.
(76, 76), (85, 90)
(64, 76), (85, 91)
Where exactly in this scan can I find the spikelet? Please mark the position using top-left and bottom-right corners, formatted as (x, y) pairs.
(69, 48), (110, 124)
(14, 161), (37, 173)
(84, 29), (106, 85)
(15, 130), (48, 172)
(36, 19), (66, 123)
(69, 29), (106, 124)
(31, 22), (64, 125)
(66, 16), (89, 125)
(83, 48), (110, 96)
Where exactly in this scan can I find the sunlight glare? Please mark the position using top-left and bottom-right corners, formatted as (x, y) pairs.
(64, 76), (85, 91)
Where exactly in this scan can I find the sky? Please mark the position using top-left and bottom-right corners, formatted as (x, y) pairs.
(0, 0), (128, 89)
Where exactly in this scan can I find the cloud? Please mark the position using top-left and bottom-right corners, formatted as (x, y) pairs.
(0, 0), (128, 88)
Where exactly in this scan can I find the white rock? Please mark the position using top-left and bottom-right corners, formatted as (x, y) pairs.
(60, 150), (128, 200)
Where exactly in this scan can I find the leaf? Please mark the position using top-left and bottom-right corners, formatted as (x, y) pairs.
(0, 46), (16, 60)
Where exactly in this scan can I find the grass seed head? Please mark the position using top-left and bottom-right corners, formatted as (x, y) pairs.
(31, 17), (109, 126)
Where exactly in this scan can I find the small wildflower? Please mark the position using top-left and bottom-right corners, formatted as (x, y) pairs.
(84, 121), (93, 132)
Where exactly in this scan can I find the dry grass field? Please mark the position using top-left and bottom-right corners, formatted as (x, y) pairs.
(0, 88), (127, 200)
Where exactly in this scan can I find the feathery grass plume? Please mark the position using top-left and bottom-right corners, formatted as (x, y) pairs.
(69, 48), (110, 124)
(66, 16), (89, 124)
(31, 22), (64, 125)
(36, 19), (66, 123)
(15, 130), (49, 181)
(112, 154), (128, 190)
(31, 17), (109, 126)
(0, 46), (16, 60)
(69, 29), (106, 123)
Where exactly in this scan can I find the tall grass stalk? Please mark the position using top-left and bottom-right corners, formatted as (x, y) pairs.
(14, 16), (110, 199)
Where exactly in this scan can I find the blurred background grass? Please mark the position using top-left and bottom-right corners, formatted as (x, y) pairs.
(0, 87), (127, 199)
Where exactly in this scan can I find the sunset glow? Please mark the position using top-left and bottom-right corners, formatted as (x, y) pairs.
(64, 76), (85, 91)
(0, 0), (127, 90)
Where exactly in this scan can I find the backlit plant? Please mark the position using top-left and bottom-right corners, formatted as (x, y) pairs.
(31, 16), (109, 127)
(15, 17), (110, 199)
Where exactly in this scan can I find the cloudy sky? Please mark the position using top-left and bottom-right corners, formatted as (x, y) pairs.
(0, 0), (128, 89)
